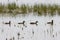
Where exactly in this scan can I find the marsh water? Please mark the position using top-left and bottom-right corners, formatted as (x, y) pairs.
(0, 13), (60, 40)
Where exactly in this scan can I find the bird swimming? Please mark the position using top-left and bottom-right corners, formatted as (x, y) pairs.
(18, 21), (25, 26)
(47, 20), (53, 25)
(4, 21), (11, 26)
(30, 21), (38, 25)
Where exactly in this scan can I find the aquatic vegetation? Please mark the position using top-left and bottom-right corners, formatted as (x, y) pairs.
(57, 9), (60, 15)
(27, 5), (33, 13)
(57, 6), (60, 15)
(33, 4), (38, 12)
(47, 4), (57, 16)
(19, 4), (28, 14)
(39, 4), (47, 16)
(7, 3), (18, 10)
(37, 10), (42, 16)
(33, 4), (43, 16)
(0, 3), (60, 16)
(0, 4), (4, 13)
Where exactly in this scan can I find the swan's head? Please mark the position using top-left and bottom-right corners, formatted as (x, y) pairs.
(36, 21), (38, 23)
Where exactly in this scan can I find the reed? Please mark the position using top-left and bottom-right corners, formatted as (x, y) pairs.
(33, 4), (43, 16)
(7, 3), (18, 10)
(19, 4), (27, 14)
(0, 3), (59, 16)
(57, 6), (60, 15)
(39, 4), (47, 16)
(27, 5), (33, 13)
(47, 4), (58, 16)
(0, 4), (4, 13)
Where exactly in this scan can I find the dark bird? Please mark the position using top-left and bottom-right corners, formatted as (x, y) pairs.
(30, 21), (38, 25)
(4, 21), (11, 26)
(47, 20), (53, 25)
(18, 21), (25, 26)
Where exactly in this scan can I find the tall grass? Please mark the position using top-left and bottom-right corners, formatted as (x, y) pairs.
(0, 4), (4, 13)
(39, 4), (48, 16)
(0, 3), (60, 16)
(20, 4), (27, 14)
(47, 4), (58, 16)
(57, 5), (60, 15)
(33, 4), (43, 16)
(27, 5), (33, 13)
(7, 3), (18, 10)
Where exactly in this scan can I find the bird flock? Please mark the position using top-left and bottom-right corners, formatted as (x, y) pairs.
(2, 20), (54, 27)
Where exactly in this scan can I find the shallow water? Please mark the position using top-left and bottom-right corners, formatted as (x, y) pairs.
(0, 13), (60, 40)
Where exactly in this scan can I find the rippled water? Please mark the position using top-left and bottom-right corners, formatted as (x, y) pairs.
(0, 13), (60, 40)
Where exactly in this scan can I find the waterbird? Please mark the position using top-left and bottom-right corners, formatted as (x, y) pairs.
(4, 21), (11, 26)
(18, 21), (25, 26)
(30, 21), (38, 25)
(47, 20), (53, 25)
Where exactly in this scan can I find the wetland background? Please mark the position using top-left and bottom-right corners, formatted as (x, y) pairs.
(0, 0), (60, 40)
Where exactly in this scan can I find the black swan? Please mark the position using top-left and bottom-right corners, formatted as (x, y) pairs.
(18, 21), (25, 26)
(47, 20), (53, 25)
(4, 21), (11, 26)
(30, 21), (38, 25)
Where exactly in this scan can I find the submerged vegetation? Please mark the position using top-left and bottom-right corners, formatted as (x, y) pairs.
(0, 3), (60, 16)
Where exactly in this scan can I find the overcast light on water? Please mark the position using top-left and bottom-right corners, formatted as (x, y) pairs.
(0, 0), (60, 40)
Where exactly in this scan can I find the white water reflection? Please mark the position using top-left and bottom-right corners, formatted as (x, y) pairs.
(0, 13), (60, 40)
